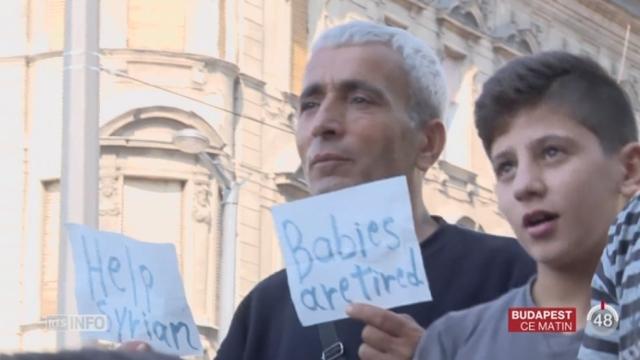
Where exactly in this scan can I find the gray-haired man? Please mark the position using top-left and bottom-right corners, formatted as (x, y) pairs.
(215, 21), (534, 360)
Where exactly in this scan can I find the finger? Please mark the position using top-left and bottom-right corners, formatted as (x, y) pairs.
(362, 324), (394, 352)
(136, 343), (152, 352)
(347, 303), (408, 336)
(399, 313), (416, 323)
(364, 325), (421, 359)
(394, 314), (424, 357)
(118, 341), (152, 352)
(358, 343), (390, 360)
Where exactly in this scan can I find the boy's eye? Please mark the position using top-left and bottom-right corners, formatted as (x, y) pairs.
(542, 146), (562, 160)
(495, 161), (515, 179)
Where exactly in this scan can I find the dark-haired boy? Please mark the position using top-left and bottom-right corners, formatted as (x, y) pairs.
(411, 51), (640, 359)
(347, 51), (640, 360)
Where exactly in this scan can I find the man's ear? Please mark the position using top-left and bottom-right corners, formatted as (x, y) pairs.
(619, 142), (640, 198)
(415, 120), (446, 172)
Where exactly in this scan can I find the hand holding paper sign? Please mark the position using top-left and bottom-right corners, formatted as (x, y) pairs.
(66, 224), (203, 356)
(346, 303), (423, 360)
(271, 176), (432, 326)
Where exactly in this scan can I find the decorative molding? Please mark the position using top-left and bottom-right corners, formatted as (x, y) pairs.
(100, 106), (227, 154)
(439, 159), (477, 183)
(437, 160), (479, 203)
(491, 22), (539, 56)
(100, 48), (240, 77)
(99, 176), (121, 216)
(238, 73), (267, 89)
(390, 0), (428, 17)
(373, 0), (386, 9)
(383, 14), (410, 30)
(437, 14), (483, 41)
(478, 0), (494, 30)
(443, 42), (468, 60)
(350, 0), (368, 9)
(191, 66), (207, 89)
(492, 40), (522, 61)
(193, 181), (212, 225)
(282, 91), (300, 128)
(436, 0), (486, 41)
(264, 95), (293, 127)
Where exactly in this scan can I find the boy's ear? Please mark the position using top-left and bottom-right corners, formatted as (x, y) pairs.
(619, 142), (640, 198)
(416, 120), (446, 172)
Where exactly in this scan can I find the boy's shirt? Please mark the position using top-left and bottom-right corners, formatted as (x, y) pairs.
(413, 276), (584, 360)
(578, 195), (640, 360)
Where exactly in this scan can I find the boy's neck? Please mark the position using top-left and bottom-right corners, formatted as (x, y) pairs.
(531, 265), (595, 330)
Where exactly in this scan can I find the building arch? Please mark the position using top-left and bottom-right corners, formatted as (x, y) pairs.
(100, 105), (226, 155)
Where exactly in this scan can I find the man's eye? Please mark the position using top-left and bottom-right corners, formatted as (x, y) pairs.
(350, 96), (371, 104)
(299, 101), (318, 112)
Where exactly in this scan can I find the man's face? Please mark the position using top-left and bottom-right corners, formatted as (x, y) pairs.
(491, 106), (624, 269)
(296, 44), (419, 195)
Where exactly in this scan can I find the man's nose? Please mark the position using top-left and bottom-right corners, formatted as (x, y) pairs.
(311, 98), (345, 139)
(513, 163), (547, 202)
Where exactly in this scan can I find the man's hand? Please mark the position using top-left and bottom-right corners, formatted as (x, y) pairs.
(346, 303), (424, 360)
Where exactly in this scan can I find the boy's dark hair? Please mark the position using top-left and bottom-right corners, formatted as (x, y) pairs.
(475, 51), (638, 154)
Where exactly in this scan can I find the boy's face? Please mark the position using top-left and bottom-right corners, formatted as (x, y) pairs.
(491, 106), (625, 269)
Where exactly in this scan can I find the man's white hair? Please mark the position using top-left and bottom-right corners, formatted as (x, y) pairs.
(312, 21), (448, 127)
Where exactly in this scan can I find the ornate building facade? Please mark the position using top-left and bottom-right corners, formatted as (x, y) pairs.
(0, 0), (638, 356)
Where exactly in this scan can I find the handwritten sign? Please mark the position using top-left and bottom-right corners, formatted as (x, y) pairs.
(66, 224), (203, 356)
(271, 176), (432, 326)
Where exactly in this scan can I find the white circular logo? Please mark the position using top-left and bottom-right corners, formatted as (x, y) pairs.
(586, 302), (619, 335)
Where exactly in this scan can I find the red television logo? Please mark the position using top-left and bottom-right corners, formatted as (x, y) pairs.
(508, 307), (576, 332)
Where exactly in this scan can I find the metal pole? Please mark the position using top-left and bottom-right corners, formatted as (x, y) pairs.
(58, 0), (100, 349)
(196, 153), (239, 343)
(218, 184), (239, 343)
(617, 24), (631, 82)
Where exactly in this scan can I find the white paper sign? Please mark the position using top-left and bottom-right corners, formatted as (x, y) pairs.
(271, 176), (432, 326)
(66, 224), (203, 356)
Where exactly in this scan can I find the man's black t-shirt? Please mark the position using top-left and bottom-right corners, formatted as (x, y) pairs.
(215, 220), (536, 360)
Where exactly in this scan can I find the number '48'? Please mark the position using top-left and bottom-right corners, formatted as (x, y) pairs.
(593, 313), (614, 327)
